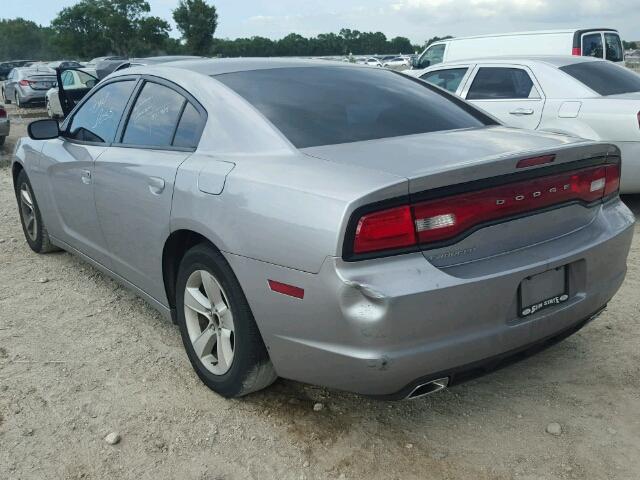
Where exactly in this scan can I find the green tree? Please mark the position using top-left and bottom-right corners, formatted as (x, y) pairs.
(0, 18), (61, 60)
(52, 0), (171, 59)
(173, 0), (218, 55)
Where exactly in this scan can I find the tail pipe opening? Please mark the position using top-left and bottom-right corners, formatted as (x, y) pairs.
(406, 377), (449, 400)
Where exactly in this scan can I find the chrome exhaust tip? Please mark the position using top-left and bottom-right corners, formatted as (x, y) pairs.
(406, 377), (449, 400)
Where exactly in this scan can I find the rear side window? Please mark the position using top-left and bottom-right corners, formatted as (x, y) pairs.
(421, 68), (468, 93)
(582, 33), (603, 59)
(467, 68), (540, 100)
(216, 67), (489, 148)
(122, 82), (186, 147)
(173, 103), (202, 149)
(68, 80), (136, 143)
(560, 61), (640, 96)
(605, 33), (624, 62)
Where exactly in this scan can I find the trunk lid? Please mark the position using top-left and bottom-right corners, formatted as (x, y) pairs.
(303, 126), (614, 194)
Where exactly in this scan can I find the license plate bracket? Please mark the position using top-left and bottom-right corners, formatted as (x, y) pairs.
(519, 267), (569, 318)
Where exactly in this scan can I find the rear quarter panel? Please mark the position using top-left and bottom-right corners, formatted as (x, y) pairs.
(171, 152), (407, 274)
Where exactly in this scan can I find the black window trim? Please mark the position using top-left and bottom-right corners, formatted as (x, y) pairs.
(61, 75), (141, 148)
(113, 75), (208, 153)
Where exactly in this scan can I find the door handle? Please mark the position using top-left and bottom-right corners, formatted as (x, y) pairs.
(148, 177), (166, 195)
(509, 108), (535, 116)
(80, 169), (92, 185)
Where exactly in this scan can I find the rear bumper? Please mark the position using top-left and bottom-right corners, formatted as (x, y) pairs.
(227, 199), (635, 397)
(17, 87), (47, 103)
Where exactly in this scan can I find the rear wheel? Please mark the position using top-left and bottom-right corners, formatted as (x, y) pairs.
(176, 244), (277, 397)
(15, 170), (58, 253)
(15, 93), (22, 108)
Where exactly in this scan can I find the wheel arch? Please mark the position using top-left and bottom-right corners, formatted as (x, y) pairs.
(11, 160), (25, 188)
(162, 229), (224, 321)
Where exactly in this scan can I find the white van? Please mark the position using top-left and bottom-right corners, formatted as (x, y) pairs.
(412, 29), (624, 69)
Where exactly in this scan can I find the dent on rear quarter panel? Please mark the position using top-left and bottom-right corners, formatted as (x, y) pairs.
(171, 151), (408, 274)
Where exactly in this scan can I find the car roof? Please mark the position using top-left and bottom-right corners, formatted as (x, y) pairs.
(433, 28), (618, 44)
(147, 57), (357, 76)
(429, 55), (603, 68)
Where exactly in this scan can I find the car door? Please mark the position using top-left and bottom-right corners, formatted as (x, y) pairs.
(93, 78), (206, 302)
(57, 68), (99, 117)
(461, 65), (545, 130)
(38, 78), (138, 267)
(419, 66), (472, 95)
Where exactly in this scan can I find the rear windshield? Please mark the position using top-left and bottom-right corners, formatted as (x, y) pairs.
(560, 61), (640, 96)
(215, 67), (490, 148)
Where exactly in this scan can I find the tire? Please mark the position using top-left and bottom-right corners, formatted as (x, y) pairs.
(176, 243), (277, 397)
(15, 169), (59, 254)
(15, 93), (21, 108)
(0, 136), (5, 146)
(46, 99), (53, 118)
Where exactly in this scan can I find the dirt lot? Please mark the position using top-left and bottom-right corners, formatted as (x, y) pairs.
(1, 103), (639, 480)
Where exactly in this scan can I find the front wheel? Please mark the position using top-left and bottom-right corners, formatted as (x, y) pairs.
(176, 244), (277, 397)
(15, 170), (58, 253)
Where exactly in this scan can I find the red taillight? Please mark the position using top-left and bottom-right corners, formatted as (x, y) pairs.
(353, 205), (416, 254)
(0, 108), (6, 118)
(350, 164), (619, 256)
(516, 154), (555, 169)
(572, 47), (582, 56)
(19, 79), (30, 86)
(604, 164), (621, 196)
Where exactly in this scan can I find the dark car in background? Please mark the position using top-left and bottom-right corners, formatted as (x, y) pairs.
(0, 60), (34, 80)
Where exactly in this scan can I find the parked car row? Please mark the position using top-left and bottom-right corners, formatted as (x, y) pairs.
(0, 104), (8, 145)
(408, 55), (640, 193)
(12, 56), (635, 400)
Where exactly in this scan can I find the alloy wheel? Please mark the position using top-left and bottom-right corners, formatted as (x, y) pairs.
(19, 183), (38, 242)
(183, 269), (235, 375)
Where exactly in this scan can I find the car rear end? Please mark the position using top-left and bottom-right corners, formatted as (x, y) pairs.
(17, 71), (56, 105)
(264, 137), (632, 399)
(214, 63), (634, 398)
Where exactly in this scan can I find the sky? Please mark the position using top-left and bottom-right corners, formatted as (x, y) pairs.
(4, 0), (640, 44)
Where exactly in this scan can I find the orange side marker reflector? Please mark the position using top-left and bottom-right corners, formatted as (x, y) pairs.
(268, 280), (305, 299)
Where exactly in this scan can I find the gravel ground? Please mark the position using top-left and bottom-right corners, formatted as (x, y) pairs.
(1, 103), (639, 480)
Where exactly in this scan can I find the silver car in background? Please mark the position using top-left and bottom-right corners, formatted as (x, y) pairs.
(2, 66), (56, 107)
(12, 59), (634, 399)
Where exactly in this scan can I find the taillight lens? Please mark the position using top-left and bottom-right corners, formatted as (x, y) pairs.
(353, 205), (415, 254)
(604, 163), (621, 196)
(19, 79), (30, 86)
(351, 164), (620, 256)
(0, 108), (6, 118)
(572, 47), (582, 56)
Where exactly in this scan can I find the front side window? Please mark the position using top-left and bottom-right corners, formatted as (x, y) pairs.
(68, 80), (136, 143)
(604, 33), (624, 62)
(583, 33), (603, 59)
(467, 67), (540, 100)
(560, 61), (640, 96)
(423, 44), (446, 66)
(421, 68), (468, 93)
(122, 82), (187, 147)
(217, 67), (490, 149)
(61, 71), (74, 87)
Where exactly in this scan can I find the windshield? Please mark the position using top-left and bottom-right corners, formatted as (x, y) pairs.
(216, 66), (491, 148)
(560, 61), (640, 96)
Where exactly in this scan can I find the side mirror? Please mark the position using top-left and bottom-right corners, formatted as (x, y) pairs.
(28, 119), (60, 140)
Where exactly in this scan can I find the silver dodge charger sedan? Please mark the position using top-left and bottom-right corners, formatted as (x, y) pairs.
(12, 59), (634, 399)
